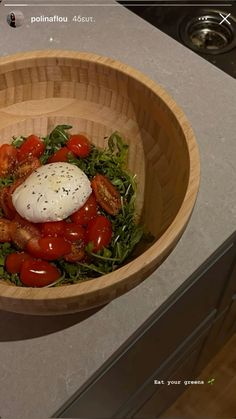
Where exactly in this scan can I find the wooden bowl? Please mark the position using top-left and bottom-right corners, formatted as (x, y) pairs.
(0, 50), (200, 315)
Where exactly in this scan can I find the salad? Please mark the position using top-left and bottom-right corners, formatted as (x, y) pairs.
(0, 125), (143, 287)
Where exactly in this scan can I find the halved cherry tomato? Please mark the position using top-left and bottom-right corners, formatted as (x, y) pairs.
(91, 174), (121, 216)
(9, 176), (27, 194)
(71, 193), (97, 225)
(12, 214), (41, 249)
(0, 144), (17, 177)
(5, 252), (33, 273)
(67, 134), (91, 158)
(14, 157), (41, 178)
(0, 186), (16, 219)
(12, 227), (40, 250)
(0, 177), (27, 220)
(48, 147), (74, 163)
(17, 135), (45, 162)
(14, 214), (41, 230)
(27, 237), (71, 260)
(41, 220), (67, 237)
(0, 218), (17, 242)
(86, 215), (112, 252)
(20, 259), (61, 287)
(64, 223), (85, 243)
(64, 241), (85, 262)
(5, 177), (27, 219)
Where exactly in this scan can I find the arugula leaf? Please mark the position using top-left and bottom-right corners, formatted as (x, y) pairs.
(0, 175), (15, 188)
(40, 125), (72, 164)
(0, 242), (14, 259)
(108, 131), (129, 164)
(0, 243), (23, 286)
(11, 136), (25, 148)
(49, 125), (72, 144)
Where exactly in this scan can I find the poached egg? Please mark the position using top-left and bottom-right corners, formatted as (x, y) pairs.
(12, 162), (92, 223)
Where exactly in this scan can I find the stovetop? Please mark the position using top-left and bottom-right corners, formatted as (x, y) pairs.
(120, 1), (236, 78)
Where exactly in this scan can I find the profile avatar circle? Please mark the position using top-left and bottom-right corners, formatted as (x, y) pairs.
(7, 11), (24, 28)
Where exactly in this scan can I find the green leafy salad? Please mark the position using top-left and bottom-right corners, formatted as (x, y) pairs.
(0, 125), (144, 287)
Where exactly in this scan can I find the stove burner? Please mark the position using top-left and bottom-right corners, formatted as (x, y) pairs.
(180, 13), (236, 55)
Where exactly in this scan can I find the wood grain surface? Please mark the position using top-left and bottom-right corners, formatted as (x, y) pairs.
(0, 50), (200, 315)
(162, 333), (236, 418)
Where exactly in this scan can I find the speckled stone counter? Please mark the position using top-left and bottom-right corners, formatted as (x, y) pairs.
(0, 2), (236, 418)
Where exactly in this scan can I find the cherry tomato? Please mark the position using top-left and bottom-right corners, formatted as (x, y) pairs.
(64, 223), (86, 243)
(71, 194), (97, 225)
(15, 157), (41, 178)
(27, 237), (71, 260)
(48, 147), (74, 163)
(86, 215), (112, 252)
(91, 174), (121, 216)
(20, 259), (61, 287)
(12, 214), (41, 249)
(0, 218), (17, 242)
(41, 220), (67, 237)
(0, 144), (18, 177)
(5, 252), (33, 274)
(17, 135), (45, 162)
(67, 134), (91, 158)
(64, 241), (85, 262)
(0, 186), (16, 219)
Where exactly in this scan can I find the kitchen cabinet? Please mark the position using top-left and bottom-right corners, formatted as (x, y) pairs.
(54, 233), (236, 419)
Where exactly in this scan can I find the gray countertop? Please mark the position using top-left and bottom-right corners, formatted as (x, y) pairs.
(0, 2), (236, 418)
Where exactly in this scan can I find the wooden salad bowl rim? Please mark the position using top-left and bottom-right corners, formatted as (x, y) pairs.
(0, 50), (200, 314)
